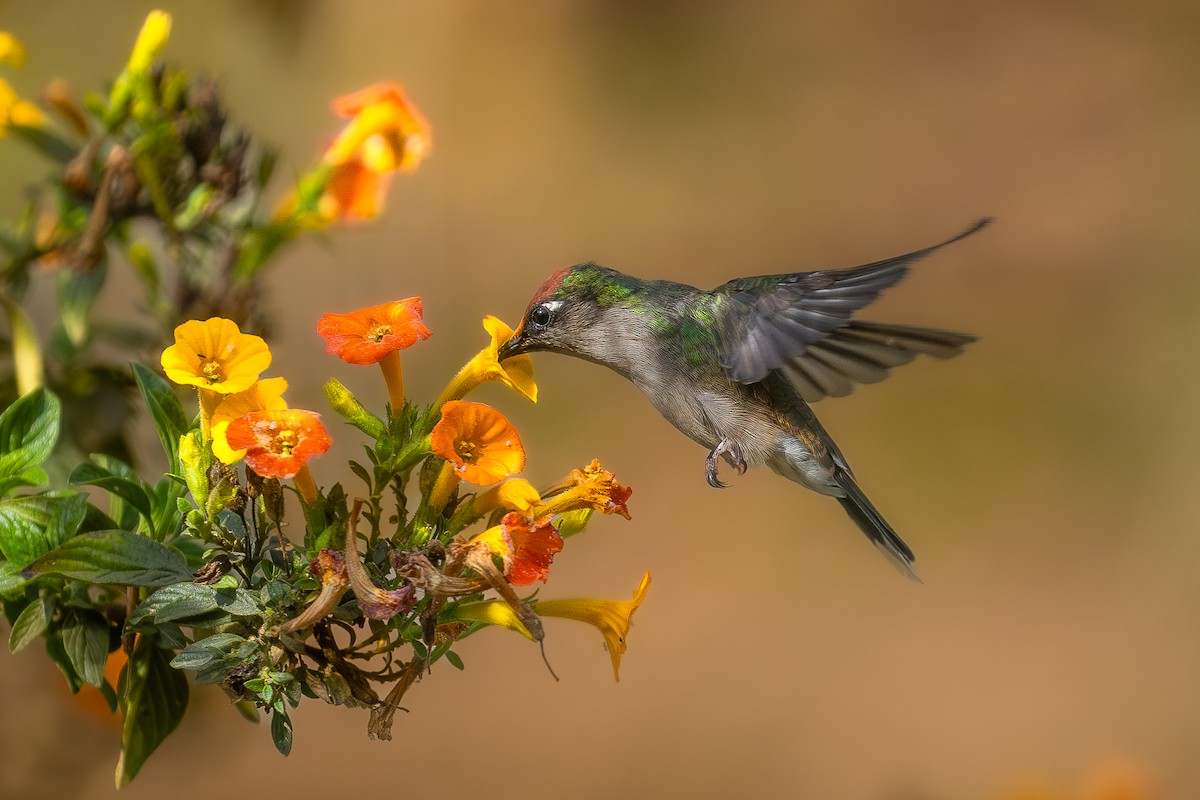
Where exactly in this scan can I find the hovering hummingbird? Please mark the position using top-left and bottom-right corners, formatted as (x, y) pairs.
(498, 219), (990, 579)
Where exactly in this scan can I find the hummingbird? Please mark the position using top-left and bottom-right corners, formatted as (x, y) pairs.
(498, 219), (990, 579)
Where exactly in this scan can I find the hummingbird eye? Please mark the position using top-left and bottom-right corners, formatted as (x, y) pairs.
(529, 304), (553, 329)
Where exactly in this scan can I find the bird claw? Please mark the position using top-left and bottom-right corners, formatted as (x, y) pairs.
(705, 438), (745, 489)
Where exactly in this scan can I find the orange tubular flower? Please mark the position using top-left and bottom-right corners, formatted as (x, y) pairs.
(210, 377), (288, 464)
(471, 512), (563, 586)
(224, 409), (332, 479)
(536, 459), (632, 520)
(318, 298), (429, 411)
(317, 298), (429, 365)
(430, 401), (525, 486)
(318, 81), (431, 221)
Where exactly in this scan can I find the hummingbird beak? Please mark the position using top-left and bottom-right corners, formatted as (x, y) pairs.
(498, 328), (526, 361)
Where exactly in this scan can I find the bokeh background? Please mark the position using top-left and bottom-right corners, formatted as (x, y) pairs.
(1, 1), (1197, 798)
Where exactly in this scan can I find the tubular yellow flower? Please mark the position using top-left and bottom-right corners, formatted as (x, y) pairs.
(450, 599), (536, 642)
(535, 459), (632, 520)
(536, 572), (651, 682)
(0, 32), (27, 67)
(210, 377), (289, 464)
(436, 316), (537, 406)
(161, 318), (272, 395)
(0, 77), (45, 134)
(472, 478), (542, 516)
(127, 10), (172, 74)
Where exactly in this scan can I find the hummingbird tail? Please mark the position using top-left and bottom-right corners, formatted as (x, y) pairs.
(833, 468), (921, 582)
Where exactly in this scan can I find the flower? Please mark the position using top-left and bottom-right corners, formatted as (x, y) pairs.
(0, 32), (27, 67)
(127, 10), (172, 74)
(451, 598), (537, 642)
(161, 318), (272, 395)
(437, 316), (537, 405)
(535, 459), (632, 520)
(278, 548), (350, 634)
(430, 401), (525, 486)
(325, 82), (431, 173)
(210, 377), (289, 464)
(316, 81), (431, 222)
(344, 521), (416, 621)
(536, 572), (651, 681)
(472, 478), (542, 516)
(470, 512), (563, 586)
(224, 409), (332, 478)
(317, 298), (429, 365)
(0, 77), (44, 134)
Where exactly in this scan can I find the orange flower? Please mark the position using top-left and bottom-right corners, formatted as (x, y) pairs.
(471, 512), (563, 586)
(317, 298), (429, 365)
(325, 82), (431, 173)
(536, 459), (632, 520)
(224, 409), (332, 478)
(317, 81), (431, 222)
(430, 401), (524, 486)
(210, 377), (289, 464)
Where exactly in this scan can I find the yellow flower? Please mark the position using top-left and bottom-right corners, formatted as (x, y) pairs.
(210, 377), (289, 464)
(324, 82), (431, 174)
(437, 316), (537, 406)
(161, 318), (272, 395)
(127, 10), (171, 74)
(451, 598), (537, 642)
(0, 32), (27, 67)
(534, 459), (632, 520)
(0, 77), (44, 134)
(473, 478), (542, 515)
(536, 572), (651, 681)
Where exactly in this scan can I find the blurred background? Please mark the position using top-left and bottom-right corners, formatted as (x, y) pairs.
(1, 1), (1197, 798)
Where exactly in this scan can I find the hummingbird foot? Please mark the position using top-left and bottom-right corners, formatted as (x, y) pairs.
(705, 438), (746, 488)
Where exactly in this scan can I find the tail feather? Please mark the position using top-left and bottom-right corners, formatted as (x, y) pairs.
(833, 468), (920, 582)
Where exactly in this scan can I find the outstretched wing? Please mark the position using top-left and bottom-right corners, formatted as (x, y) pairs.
(713, 218), (990, 385)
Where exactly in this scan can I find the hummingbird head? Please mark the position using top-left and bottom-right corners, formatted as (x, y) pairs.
(499, 263), (639, 366)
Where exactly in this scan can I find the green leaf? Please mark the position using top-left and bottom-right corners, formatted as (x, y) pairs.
(444, 650), (465, 671)
(169, 632), (248, 673)
(45, 632), (85, 693)
(0, 388), (61, 491)
(70, 460), (155, 527)
(116, 634), (189, 787)
(0, 561), (27, 598)
(130, 583), (259, 627)
(270, 708), (292, 756)
(57, 259), (107, 347)
(8, 595), (51, 652)
(0, 491), (88, 566)
(8, 123), (78, 164)
(62, 610), (112, 687)
(23, 530), (191, 587)
(132, 363), (189, 469)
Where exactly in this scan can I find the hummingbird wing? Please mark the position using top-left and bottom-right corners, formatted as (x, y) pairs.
(711, 219), (990, 387)
(780, 321), (977, 402)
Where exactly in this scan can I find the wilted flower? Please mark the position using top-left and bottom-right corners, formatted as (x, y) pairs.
(224, 409), (331, 479)
(437, 316), (537, 406)
(344, 524), (416, 621)
(278, 549), (350, 635)
(161, 317), (271, 395)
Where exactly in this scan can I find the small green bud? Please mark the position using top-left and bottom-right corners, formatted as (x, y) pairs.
(324, 379), (385, 438)
(179, 429), (211, 506)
